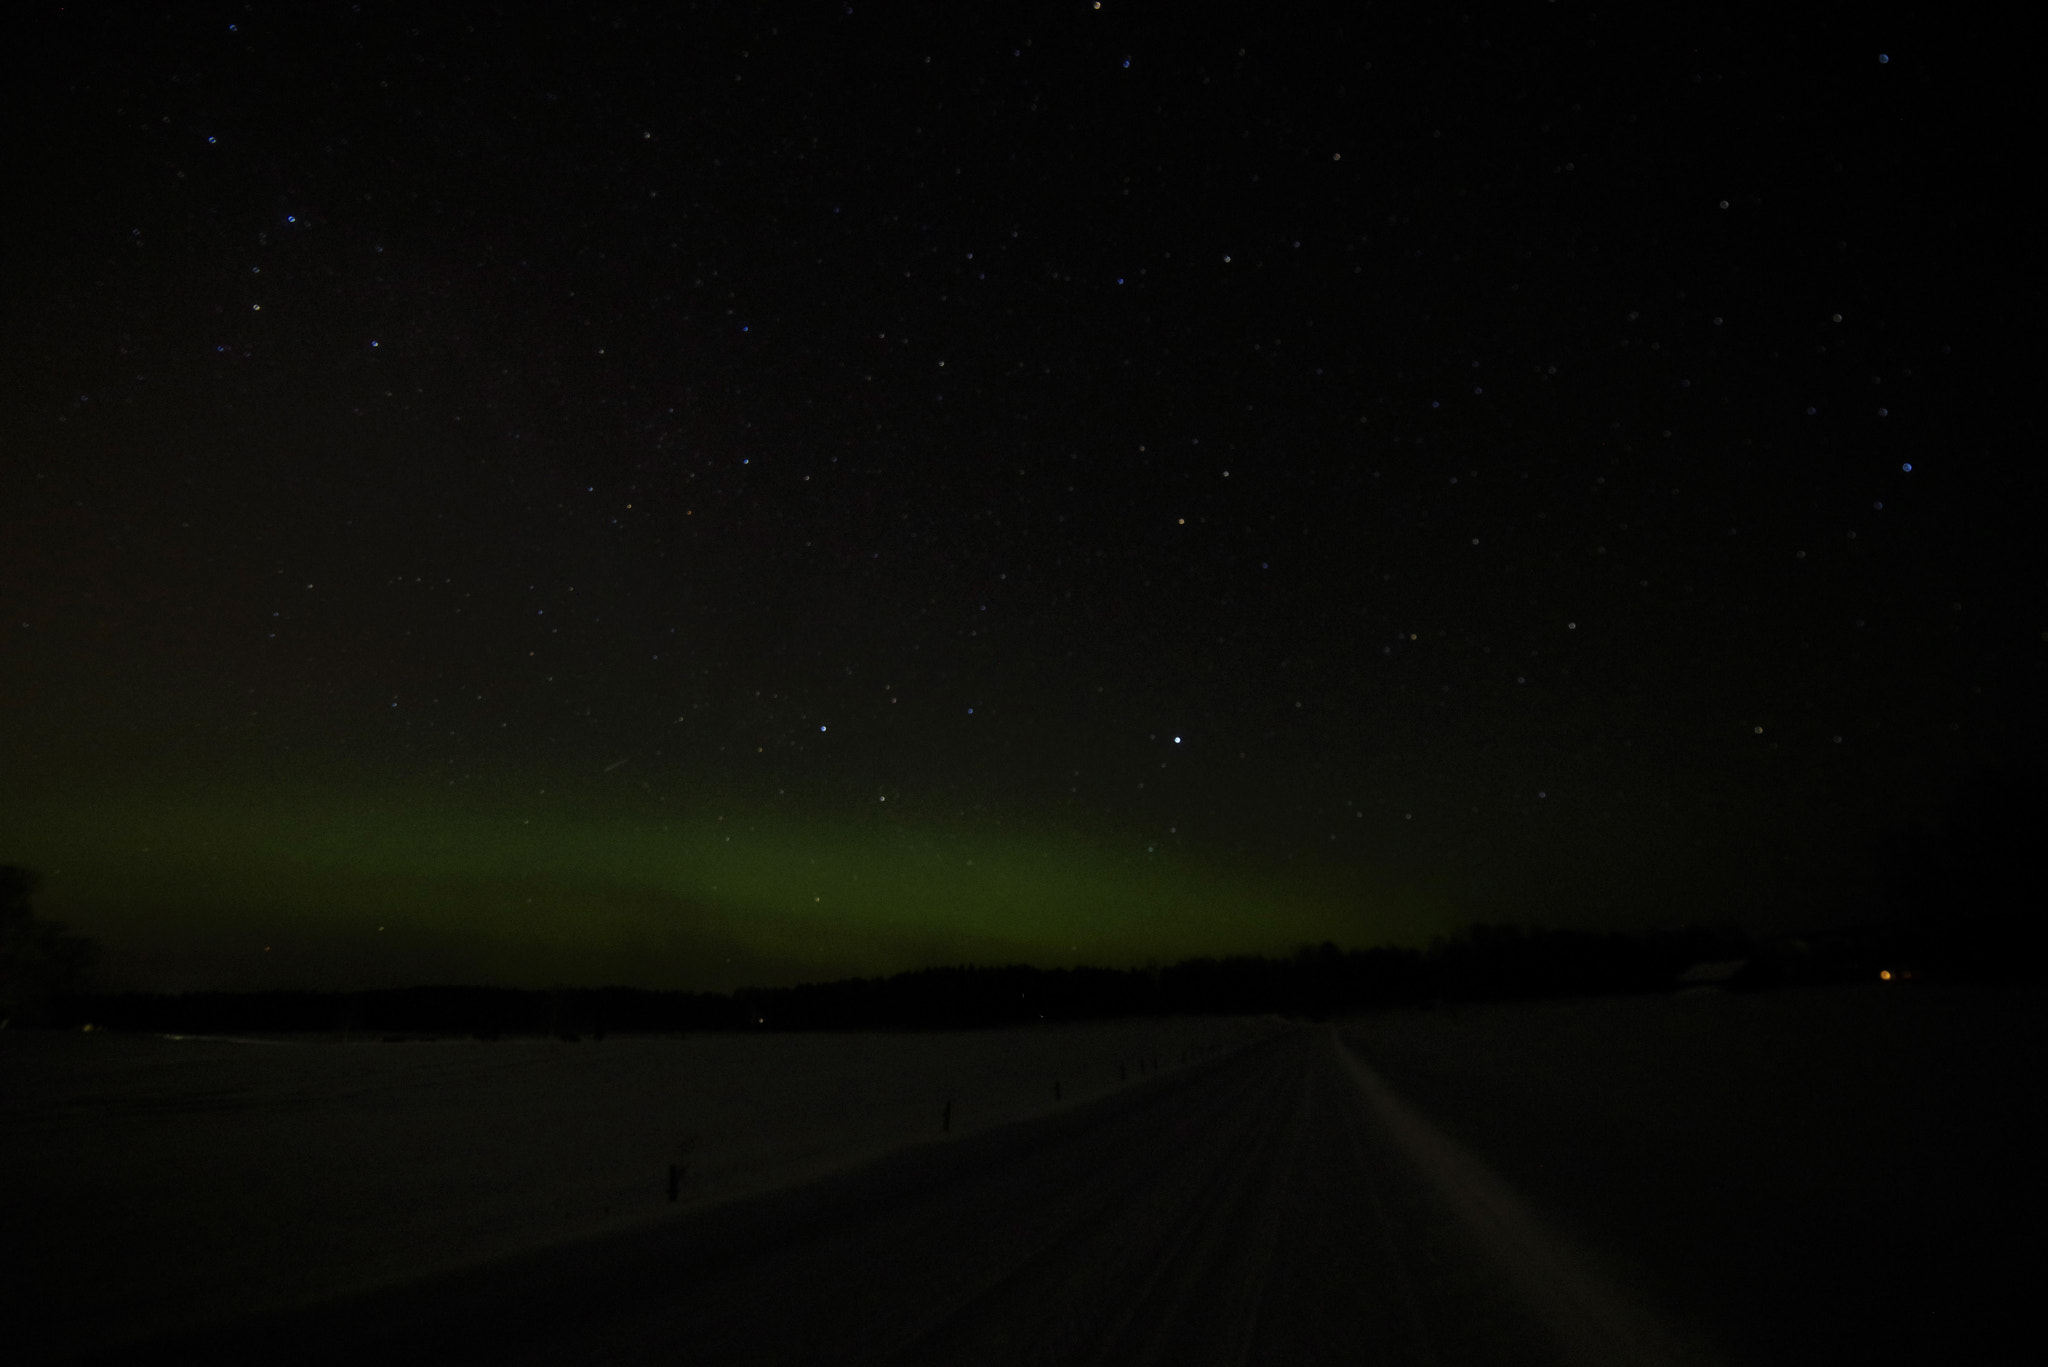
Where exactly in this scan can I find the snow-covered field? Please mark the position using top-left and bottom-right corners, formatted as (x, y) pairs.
(18, 983), (2036, 1365)
(1342, 984), (2048, 1367)
(4, 1017), (1282, 1361)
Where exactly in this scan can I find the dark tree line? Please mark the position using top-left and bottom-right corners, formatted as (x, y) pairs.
(1874, 766), (2048, 983)
(44, 920), (1928, 1037)
(16, 762), (2043, 1038)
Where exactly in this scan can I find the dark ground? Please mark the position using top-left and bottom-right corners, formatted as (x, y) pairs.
(1344, 983), (2047, 1367)
(55, 984), (2041, 1366)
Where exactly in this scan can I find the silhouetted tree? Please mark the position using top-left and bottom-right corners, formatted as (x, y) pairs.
(1884, 767), (2048, 980)
(0, 865), (101, 1025)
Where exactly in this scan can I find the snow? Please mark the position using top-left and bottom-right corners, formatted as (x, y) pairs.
(1340, 984), (2048, 1367)
(4, 1017), (1282, 1361)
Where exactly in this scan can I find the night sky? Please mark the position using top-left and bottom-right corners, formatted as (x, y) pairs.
(4, 5), (2036, 992)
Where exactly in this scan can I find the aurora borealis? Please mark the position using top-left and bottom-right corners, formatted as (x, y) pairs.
(4, 6), (2035, 991)
(7, 765), (1421, 991)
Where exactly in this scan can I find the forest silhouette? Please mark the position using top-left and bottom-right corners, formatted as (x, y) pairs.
(9, 766), (2040, 1035)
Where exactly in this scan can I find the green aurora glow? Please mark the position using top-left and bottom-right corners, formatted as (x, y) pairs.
(8, 10), (2026, 994)
(5, 770), (1451, 992)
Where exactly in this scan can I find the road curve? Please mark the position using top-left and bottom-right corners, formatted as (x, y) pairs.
(73, 1026), (1708, 1367)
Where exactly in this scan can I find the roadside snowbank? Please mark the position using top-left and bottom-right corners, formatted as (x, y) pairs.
(4, 1017), (1278, 1360)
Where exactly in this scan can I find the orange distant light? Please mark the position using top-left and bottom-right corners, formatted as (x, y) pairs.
(1879, 969), (1892, 980)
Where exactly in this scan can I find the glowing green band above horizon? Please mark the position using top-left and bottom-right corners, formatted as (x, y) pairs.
(5, 775), (1449, 992)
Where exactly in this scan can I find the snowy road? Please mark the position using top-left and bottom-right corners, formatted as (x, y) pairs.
(71, 1026), (1707, 1366)
(56, 986), (2041, 1365)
